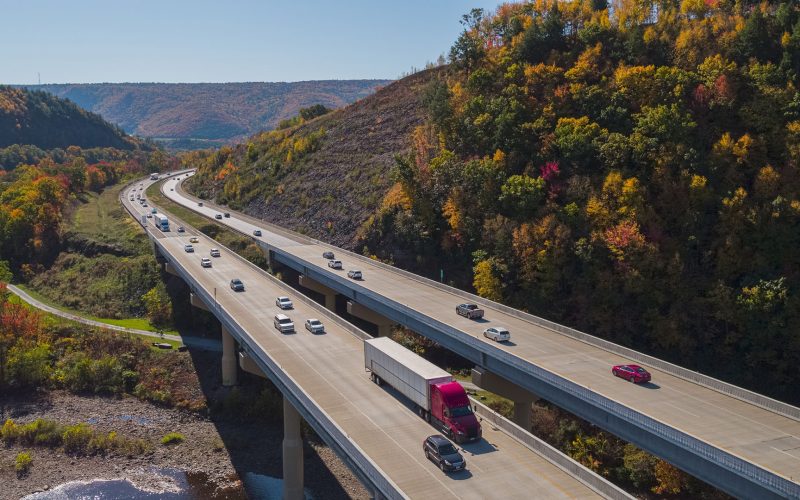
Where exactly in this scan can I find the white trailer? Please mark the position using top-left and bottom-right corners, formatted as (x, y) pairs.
(153, 213), (170, 231)
(364, 337), (452, 412)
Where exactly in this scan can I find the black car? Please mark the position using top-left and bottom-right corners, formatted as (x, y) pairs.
(224, 212), (230, 218)
(230, 278), (245, 292)
(322, 251), (335, 259)
(423, 435), (466, 473)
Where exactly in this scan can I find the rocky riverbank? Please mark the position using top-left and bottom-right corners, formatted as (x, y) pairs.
(0, 390), (368, 499)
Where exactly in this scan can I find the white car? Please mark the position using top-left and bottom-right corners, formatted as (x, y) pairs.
(305, 319), (325, 334)
(483, 327), (511, 342)
(273, 314), (295, 333)
(210, 248), (221, 257)
(200, 257), (212, 268)
(189, 236), (199, 243)
(328, 260), (343, 270)
(276, 296), (293, 309)
(184, 244), (194, 253)
(347, 270), (362, 280)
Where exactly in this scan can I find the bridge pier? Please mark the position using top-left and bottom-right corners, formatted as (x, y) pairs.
(472, 367), (538, 430)
(299, 275), (336, 311)
(347, 301), (395, 337)
(164, 261), (181, 277)
(283, 396), (304, 500)
(190, 292), (210, 312)
(221, 327), (238, 387)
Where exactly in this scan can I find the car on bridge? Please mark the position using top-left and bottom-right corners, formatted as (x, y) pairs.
(328, 260), (343, 270)
(456, 303), (484, 319)
(423, 435), (466, 473)
(276, 296), (293, 309)
(184, 244), (194, 252)
(210, 248), (221, 257)
(198, 202), (203, 207)
(253, 229), (262, 237)
(322, 251), (335, 259)
(200, 257), (212, 268)
(612, 364), (651, 384)
(189, 237), (199, 243)
(273, 314), (295, 333)
(215, 213), (223, 219)
(305, 318), (325, 334)
(347, 270), (362, 280)
(483, 326), (510, 342)
(230, 278), (245, 291)
(224, 212), (230, 218)
(177, 226), (185, 233)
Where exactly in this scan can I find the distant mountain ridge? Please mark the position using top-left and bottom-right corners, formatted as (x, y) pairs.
(26, 81), (391, 148)
(0, 85), (141, 151)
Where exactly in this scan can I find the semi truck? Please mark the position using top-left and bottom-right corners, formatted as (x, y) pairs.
(153, 213), (170, 232)
(364, 337), (481, 443)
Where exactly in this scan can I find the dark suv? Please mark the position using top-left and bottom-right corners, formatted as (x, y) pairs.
(423, 435), (465, 473)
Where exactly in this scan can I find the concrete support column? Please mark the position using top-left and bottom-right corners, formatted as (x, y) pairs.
(472, 367), (538, 430)
(282, 396), (304, 500)
(298, 275), (337, 312)
(221, 327), (237, 387)
(513, 398), (535, 430)
(164, 261), (180, 277)
(347, 301), (395, 337)
(190, 292), (210, 312)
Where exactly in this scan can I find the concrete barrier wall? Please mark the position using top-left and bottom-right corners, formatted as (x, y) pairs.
(470, 399), (633, 500)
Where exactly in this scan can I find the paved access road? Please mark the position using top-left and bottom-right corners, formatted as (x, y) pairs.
(124, 179), (615, 499)
(6, 284), (221, 351)
(163, 173), (800, 491)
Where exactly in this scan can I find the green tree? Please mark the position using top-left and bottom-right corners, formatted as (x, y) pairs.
(141, 282), (172, 327)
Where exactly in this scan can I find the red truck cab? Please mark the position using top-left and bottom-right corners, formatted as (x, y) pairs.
(429, 381), (482, 443)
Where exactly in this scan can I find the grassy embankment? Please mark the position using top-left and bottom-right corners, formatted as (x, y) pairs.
(145, 181), (267, 269)
(24, 183), (178, 337)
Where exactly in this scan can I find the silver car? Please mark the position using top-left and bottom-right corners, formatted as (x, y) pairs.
(276, 296), (293, 309)
(483, 327), (511, 342)
(305, 318), (325, 334)
(274, 314), (295, 333)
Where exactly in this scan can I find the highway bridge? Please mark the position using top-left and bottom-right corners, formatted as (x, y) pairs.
(123, 174), (630, 500)
(158, 171), (800, 499)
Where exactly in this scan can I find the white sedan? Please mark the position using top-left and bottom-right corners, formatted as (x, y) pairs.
(276, 296), (294, 309)
(483, 327), (511, 342)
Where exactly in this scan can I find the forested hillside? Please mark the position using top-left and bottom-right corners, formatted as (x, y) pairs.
(193, 0), (800, 405)
(185, 71), (436, 245)
(0, 86), (142, 151)
(29, 80), (391, 148)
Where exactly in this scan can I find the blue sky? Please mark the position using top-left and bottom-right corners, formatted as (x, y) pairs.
(2, 1), (504, 84)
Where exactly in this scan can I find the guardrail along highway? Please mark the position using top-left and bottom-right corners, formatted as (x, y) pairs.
(161, 171), (800, 500)
(123, 174), (630, 500)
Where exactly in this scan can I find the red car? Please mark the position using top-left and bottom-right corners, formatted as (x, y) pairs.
(612, 364), (651, 383)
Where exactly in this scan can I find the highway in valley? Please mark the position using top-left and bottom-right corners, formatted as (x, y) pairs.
(123, 175), (628, 499)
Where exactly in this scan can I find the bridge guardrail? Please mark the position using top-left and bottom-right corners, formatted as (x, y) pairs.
(173, 173), (800, 423)
(123, 175), (406, 500)
(470, 398), (633, 500)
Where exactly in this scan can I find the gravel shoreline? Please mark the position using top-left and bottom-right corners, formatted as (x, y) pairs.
(0, 390), (368, 499)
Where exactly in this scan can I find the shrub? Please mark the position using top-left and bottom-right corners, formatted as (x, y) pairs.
(161, 432), (184, 445)
(6, 343), (53, 388)
(15, 452), (32, 476)
(20, 419), (63, 447)
(118, 437), (150, 456)
(62, 423), (93, 454)
(1, 419), (19, 444)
